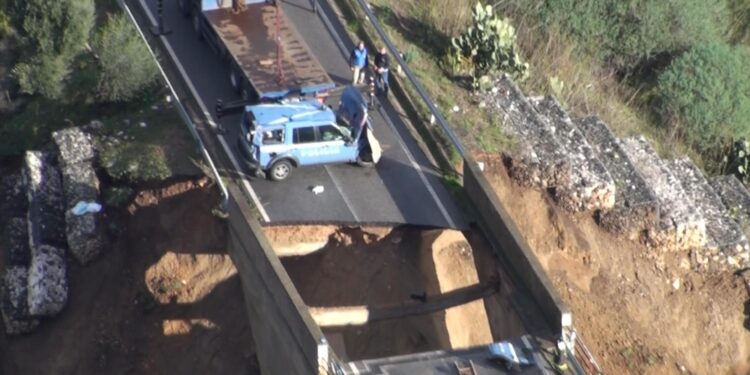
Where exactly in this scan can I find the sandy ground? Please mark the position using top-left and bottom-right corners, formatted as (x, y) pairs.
(478, 154), (750, 375)
(0, 183), (258, 375)
(272, 225), (524, 361)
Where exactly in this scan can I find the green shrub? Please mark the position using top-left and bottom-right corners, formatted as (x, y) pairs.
(100, 142), (172, 182)
(13, 53), (69, 98)
(103, 186), (134, 207)
(94, 14), (158, 102)
(538, 0), (726, 71)
(448, 2), (528, 89)
(655, 42), (750, 150)
(724, 138), (750, 183)
(11, 0), (94, 98)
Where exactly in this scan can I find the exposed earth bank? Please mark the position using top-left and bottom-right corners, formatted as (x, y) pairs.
(479, 154), (750, 375)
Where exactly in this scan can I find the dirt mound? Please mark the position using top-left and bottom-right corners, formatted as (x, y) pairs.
(481, 155), (750, 375)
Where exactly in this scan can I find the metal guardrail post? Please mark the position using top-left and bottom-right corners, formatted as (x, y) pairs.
(350, 0), (468, 160)
(119, 0), (229, 212)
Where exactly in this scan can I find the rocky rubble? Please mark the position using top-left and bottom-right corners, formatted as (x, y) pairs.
(486, 75), (571, 188)
(671, 158), (750, 269)
(576, 117), (658, 236)
(27, 245), (68, 317)
(619, 136), (706, 251)
(530, 97), (615, 212)
(1, 267), (40, 335)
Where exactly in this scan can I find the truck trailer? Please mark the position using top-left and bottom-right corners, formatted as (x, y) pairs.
(178, 0), (335, 101)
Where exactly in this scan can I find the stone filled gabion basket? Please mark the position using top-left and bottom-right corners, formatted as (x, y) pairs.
(52, 127), (96, 166)
(61, 162), (100, 209)
(5, 217), (31, 267)
(1, 267), (40, 335)
(66, 211), (104, 265)
(27, 245), (68, 317)
(0, 173), (28, 219)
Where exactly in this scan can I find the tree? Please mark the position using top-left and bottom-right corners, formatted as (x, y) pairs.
(94, 14), (159, 102)
(655, 42), (750, 150)
(11, 0), (94, 98)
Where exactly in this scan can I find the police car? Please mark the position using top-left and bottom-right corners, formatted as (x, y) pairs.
(237, 86), (381, 181)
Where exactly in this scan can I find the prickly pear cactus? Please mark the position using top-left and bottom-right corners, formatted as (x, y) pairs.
(448, 2), (528, 90)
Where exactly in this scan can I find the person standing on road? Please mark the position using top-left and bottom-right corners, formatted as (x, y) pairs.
(350, 41), (368, 85)
(374, 46), (390, 96)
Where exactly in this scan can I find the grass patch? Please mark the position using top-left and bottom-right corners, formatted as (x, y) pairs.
(94, 99), (201, 182)
(103, 185), (134, 207)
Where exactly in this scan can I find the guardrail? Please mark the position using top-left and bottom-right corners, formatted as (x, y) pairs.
(120, 0), (229, 211)
(329, 0), (581, 365)
(350, 0), (469, 160)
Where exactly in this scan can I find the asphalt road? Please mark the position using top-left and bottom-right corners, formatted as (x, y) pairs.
(134, 0), (467, 228)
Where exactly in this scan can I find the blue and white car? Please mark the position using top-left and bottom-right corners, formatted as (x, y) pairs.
(237, 86), (380, 181)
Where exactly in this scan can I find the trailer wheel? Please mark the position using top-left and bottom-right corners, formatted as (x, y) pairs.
(192, 13), (203, 40)
(269, 160), (293, 181)
(177, 0), (190, 16)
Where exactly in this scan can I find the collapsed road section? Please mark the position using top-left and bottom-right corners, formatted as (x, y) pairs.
(133, 0), (466, 228)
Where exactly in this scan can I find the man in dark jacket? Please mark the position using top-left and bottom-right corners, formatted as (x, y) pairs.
(373, 46), (389, 95)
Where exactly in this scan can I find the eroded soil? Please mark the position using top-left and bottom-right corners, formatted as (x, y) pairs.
(479, 154), (750, 375)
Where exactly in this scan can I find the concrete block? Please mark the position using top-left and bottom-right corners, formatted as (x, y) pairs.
(485, 75), (571, 188)
(531, 97), (615, 211)
(671, 157), (749, 269)
(619, 137), (706, 251)
(576, 117), (658, 236)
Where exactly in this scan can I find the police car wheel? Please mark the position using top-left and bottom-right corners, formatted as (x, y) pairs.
(269, 160), (292, 181)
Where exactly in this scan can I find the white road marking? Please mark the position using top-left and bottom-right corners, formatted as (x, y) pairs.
(137, 0), (270, 222)
(316, 3), (456, 228)
(323, 165), (360, 222)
